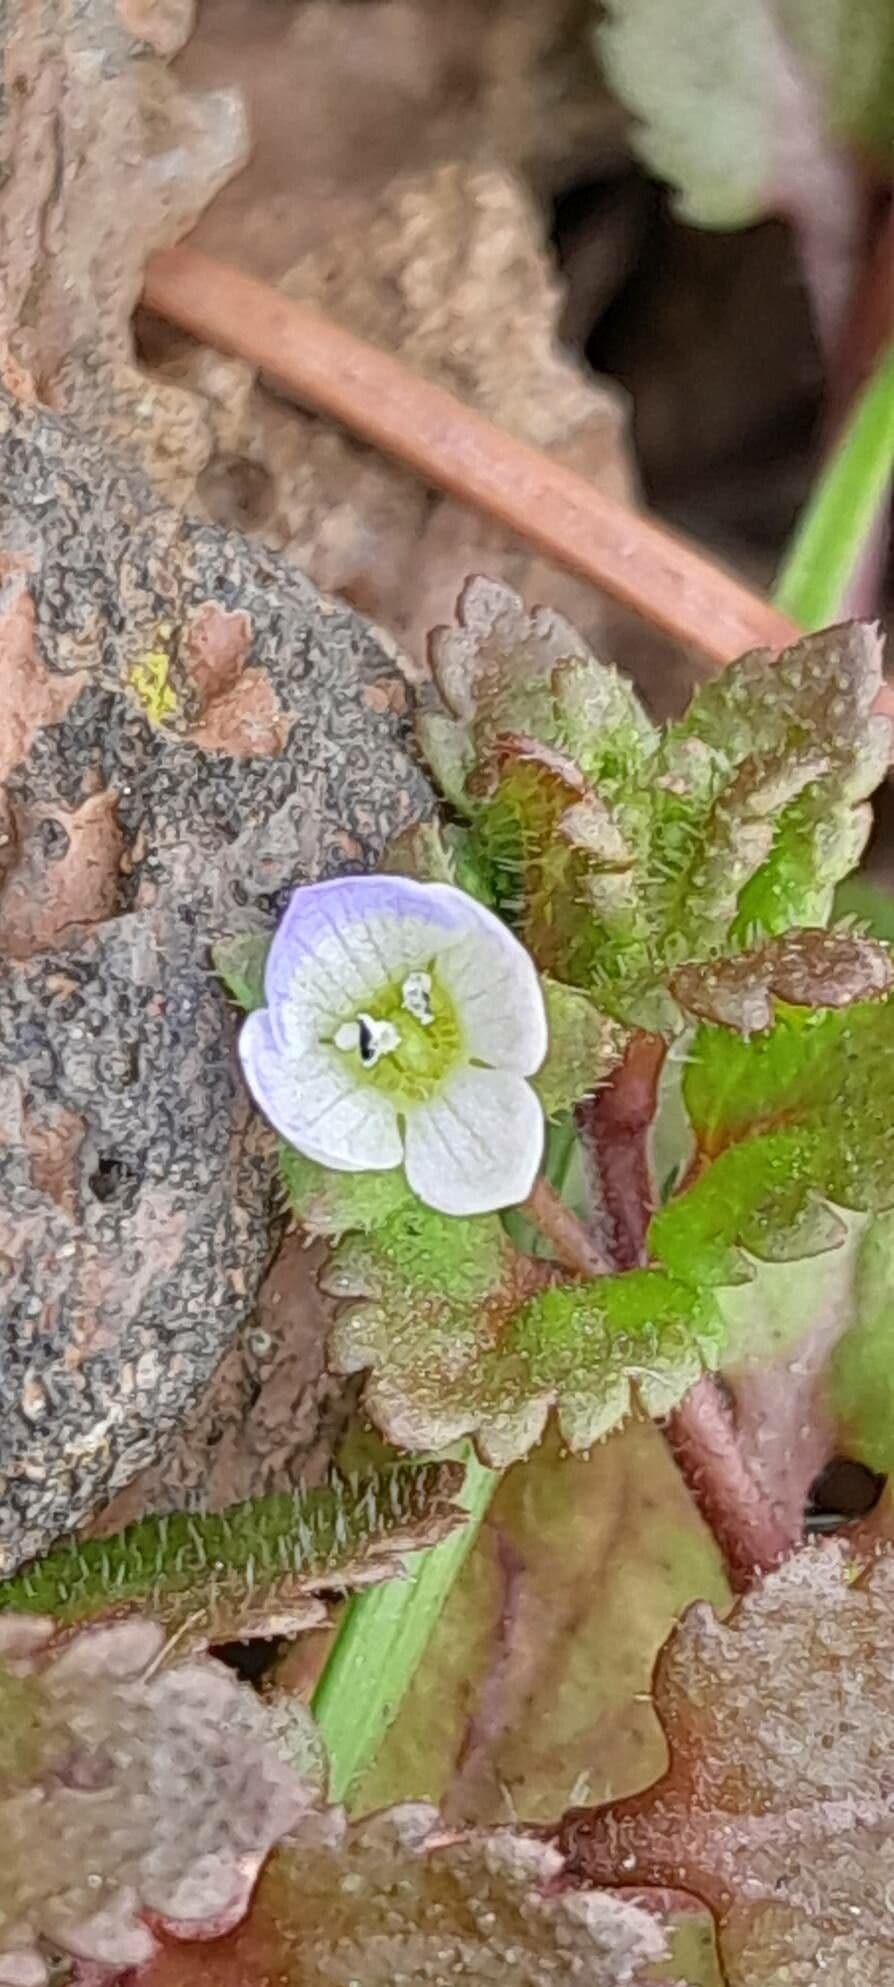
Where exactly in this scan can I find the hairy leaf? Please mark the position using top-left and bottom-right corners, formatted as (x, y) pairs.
(536, 979), (627, 1116)
(562, 1541), (894, 1986)
(326, 1201), (721, 1465)
(131, 1802), (672, 1987)
(652, 990), (894, 1284)
(425, 586), (888, 1023)
(280, 1142), (415, 1238)
(0, 1464), (464, 1646)
(0, 1614), (318, 1980)
(596, 0), (892, 232)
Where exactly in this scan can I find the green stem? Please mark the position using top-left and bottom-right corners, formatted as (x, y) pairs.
(312, 1124), (578, 1802)
(774, 339), (894, 627)
(312, 1446), (497, 1804)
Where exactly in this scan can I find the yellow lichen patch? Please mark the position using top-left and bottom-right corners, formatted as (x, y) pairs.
(128, 636), (179, 723)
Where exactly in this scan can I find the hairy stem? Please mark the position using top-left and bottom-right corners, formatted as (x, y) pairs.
(580, 1035), (796, 1586)
(575, 1032), (666, 1269)
(522, 1176), (613, 1277)
(665, 1379), (799, 1590)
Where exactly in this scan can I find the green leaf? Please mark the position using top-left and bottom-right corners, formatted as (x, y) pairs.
(653, 624), (889, 958)
(326, 1200), (721, 1465)
(596, 0), (893, 230)
(212, 930), (271, 1011)
(775, 341), (894, 628)
(652, 991), (894, 1286)
(312, 1446), (497, 1804)
(535, 979), (627, 1117)
(823, 1208), (894, 1473)
(428, 576), (657, 794)
(280, 1144), (414, 1239)
(0, 1464), (464, 1646)
(596, 0), (774, 227)
(426, 588), (888, 1023)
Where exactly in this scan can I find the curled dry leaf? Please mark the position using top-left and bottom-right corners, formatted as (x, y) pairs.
(671, 927), (894, 1034)
(0, 1614), (319, 1984)
(128, 1802), (671, 1987)
(562, 1541), (894, 1987)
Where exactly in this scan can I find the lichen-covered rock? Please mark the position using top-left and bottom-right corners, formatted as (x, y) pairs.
(0, 391), (432, 1572)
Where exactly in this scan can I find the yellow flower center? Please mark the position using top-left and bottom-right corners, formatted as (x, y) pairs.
(330, 967), (463, 1104)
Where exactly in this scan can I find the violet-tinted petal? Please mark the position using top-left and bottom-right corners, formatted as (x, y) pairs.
(239, 1009), (402, 1172)
(263, 875), (472, 1053)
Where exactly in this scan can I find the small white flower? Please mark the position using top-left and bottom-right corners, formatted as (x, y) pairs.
(238, 874), (548, 1217)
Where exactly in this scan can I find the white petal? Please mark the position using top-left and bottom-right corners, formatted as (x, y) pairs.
(264, 877), (475, 1054)
(404, 1066), (544, 1216)
(433, 900), (548, 1075)
(239, 1009), (402, 1172)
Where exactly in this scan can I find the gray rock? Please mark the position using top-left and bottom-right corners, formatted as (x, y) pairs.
(0, 390), (432, 1570)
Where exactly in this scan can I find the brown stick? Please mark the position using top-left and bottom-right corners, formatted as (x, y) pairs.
(143, 246), (801, 669)
(665, 1377), (799, 1590)
(576, 1031), (666, 1269)
(522, 1177), (613, 1278)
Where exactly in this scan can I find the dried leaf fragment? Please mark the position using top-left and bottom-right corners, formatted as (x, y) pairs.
(562, 1541), (894, 1986)
(0, 1614), (318, 1982)
(130, 1802), (670, 1987)
(672, 927), (894, 1034)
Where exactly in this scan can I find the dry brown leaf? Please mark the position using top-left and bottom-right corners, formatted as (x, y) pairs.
(563, 1541), (894, 1986)
(672, 928), (894, 1035)
(0, 0), (245, 501)
(173, 0), (625, 283)
(131, 1803), (670, 1987)
(146, 161), (663, 690)
(92, 1233), (342, 1531)
(0, 1613), (319, 1983)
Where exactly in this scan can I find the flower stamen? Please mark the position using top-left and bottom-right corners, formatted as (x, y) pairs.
(334, 1014), (402, 1067)
(401, 970), (434, 1026)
